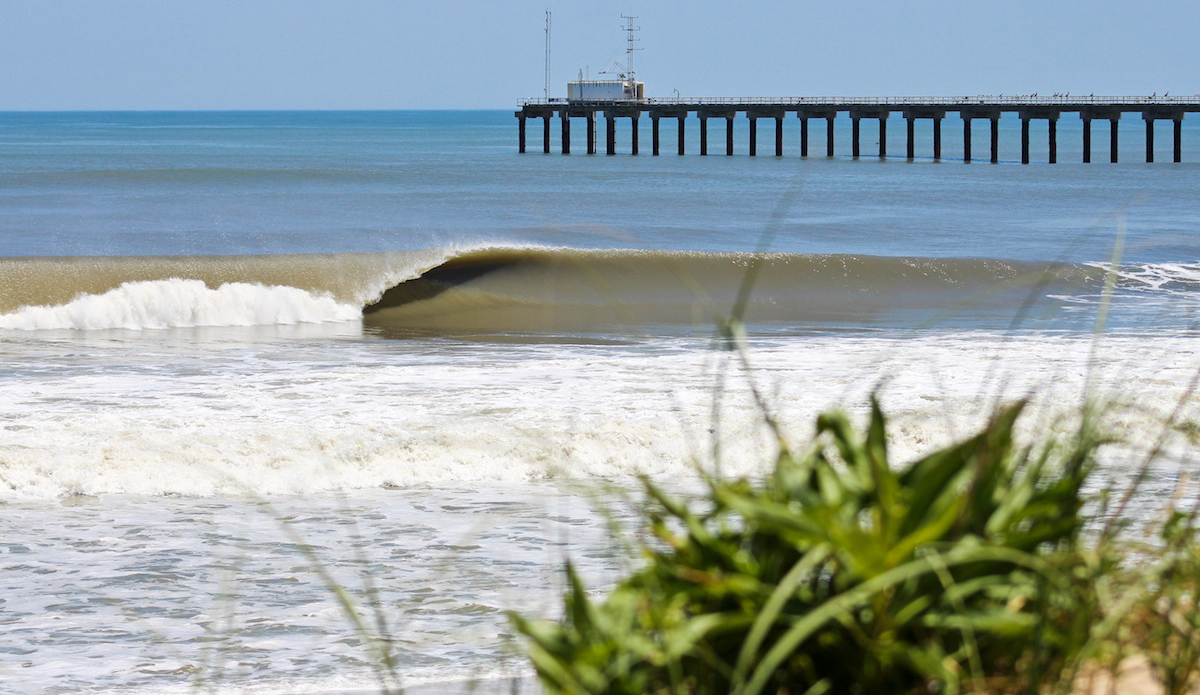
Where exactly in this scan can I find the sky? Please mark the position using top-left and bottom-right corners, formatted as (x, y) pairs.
(2, 0), (1198, 110)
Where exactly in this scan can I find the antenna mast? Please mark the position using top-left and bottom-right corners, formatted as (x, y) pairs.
(620, 14), (640, 85)
(544, 9), (552, 101)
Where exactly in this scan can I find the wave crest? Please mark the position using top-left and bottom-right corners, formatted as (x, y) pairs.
(0, 278), (360, 331)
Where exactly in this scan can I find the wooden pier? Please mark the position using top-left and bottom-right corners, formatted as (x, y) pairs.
(515, 96), (1200, 163)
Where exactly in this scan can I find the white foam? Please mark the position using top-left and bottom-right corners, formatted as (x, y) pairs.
(0, 279), (361, 331)
(1, 332), (1196, 500)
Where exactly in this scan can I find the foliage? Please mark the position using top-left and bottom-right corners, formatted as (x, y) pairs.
(511, 398), (1122, 695)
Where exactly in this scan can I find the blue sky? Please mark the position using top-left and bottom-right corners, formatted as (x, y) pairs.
(2, 0), (1197, 110)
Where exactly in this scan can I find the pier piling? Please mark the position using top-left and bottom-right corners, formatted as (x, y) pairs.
(1110, 117), (1120, 163)
(776, 116), (784, 156)
(1051, 121), (1058, 163)
(1145, 114), (1155, 163)
(799, 117), (809, 157)
(990, 117), (999, 163)
(1175, 117), (1183, 163)
(1082, 118), (1091, 163)
(1020, 118), (1030, 164)
(561, 113), (571, 154)
(906, 117), (915, 160)
(749, 116), (758, 156)
(963, 116), (972, 162)
(726, 117), (734, 156)
(852, 117), (861, 159)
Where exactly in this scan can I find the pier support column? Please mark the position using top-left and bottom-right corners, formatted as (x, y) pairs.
(631, 117), (639, 156)
(933, 117), (942, 161)
(800, 118), (809, 157)
(699, 117), (708, 156)
(906, 117), (915, 160)
(851, 117), (861, 158)
(542, 116), (551, 153)
(749, 116), (758, 156)
(1110, 118), (1119, 163)
(878, 116), (887, 158)
(726, 117), (734, 156)
(1020, 117), (1030, 164)
(963, 116), (972, 162)
(990, 117), (999, 163)
(1145, 115), (1155, 163)
(1048, 118), (1057, 164)
(606, 116), (615, 155)
(775, 116), (784, 156)
(1175, 117), (1183, 163)
(1082, 118), (1091, 163)
(561, 114), (571, 154)
(677, 116), (685, 155)
(518, 115), (526, 153)
(826, 116), (835, 157)
(651, 116), (660, 156)
(587, 113), (596, 154)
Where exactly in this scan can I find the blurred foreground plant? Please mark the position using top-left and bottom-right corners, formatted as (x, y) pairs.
(512, 397), (1199, 695)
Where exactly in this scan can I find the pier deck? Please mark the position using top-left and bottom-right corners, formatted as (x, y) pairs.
(515, 96), (1200, 163)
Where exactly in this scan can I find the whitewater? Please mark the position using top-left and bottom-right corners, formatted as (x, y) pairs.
(2, 110), (1198, 695)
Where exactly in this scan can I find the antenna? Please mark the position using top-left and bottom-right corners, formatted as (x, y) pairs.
(544, 9), (552, 101)
(620, 14), (640, 84)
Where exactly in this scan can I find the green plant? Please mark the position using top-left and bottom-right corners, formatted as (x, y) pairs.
(511, 398), (1111, 695)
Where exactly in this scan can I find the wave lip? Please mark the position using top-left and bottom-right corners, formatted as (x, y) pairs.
(0, 278), (360, 331)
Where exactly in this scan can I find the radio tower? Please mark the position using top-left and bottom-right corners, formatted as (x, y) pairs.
(544, 9), (552, 101)
(620, 14), (640, 85)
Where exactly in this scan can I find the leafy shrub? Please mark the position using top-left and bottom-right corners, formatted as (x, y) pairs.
(512, 398), (1112, 695)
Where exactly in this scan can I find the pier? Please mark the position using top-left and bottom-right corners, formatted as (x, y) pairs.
(515, 96), (1200, 163)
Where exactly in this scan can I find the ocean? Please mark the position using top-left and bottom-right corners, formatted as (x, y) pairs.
(2, 110), (1198, 694)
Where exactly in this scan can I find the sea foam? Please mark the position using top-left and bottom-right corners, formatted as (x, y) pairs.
(0, 278), (361, 331)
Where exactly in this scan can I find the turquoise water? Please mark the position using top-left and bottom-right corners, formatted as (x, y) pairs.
(1, 111), (1198, 694)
